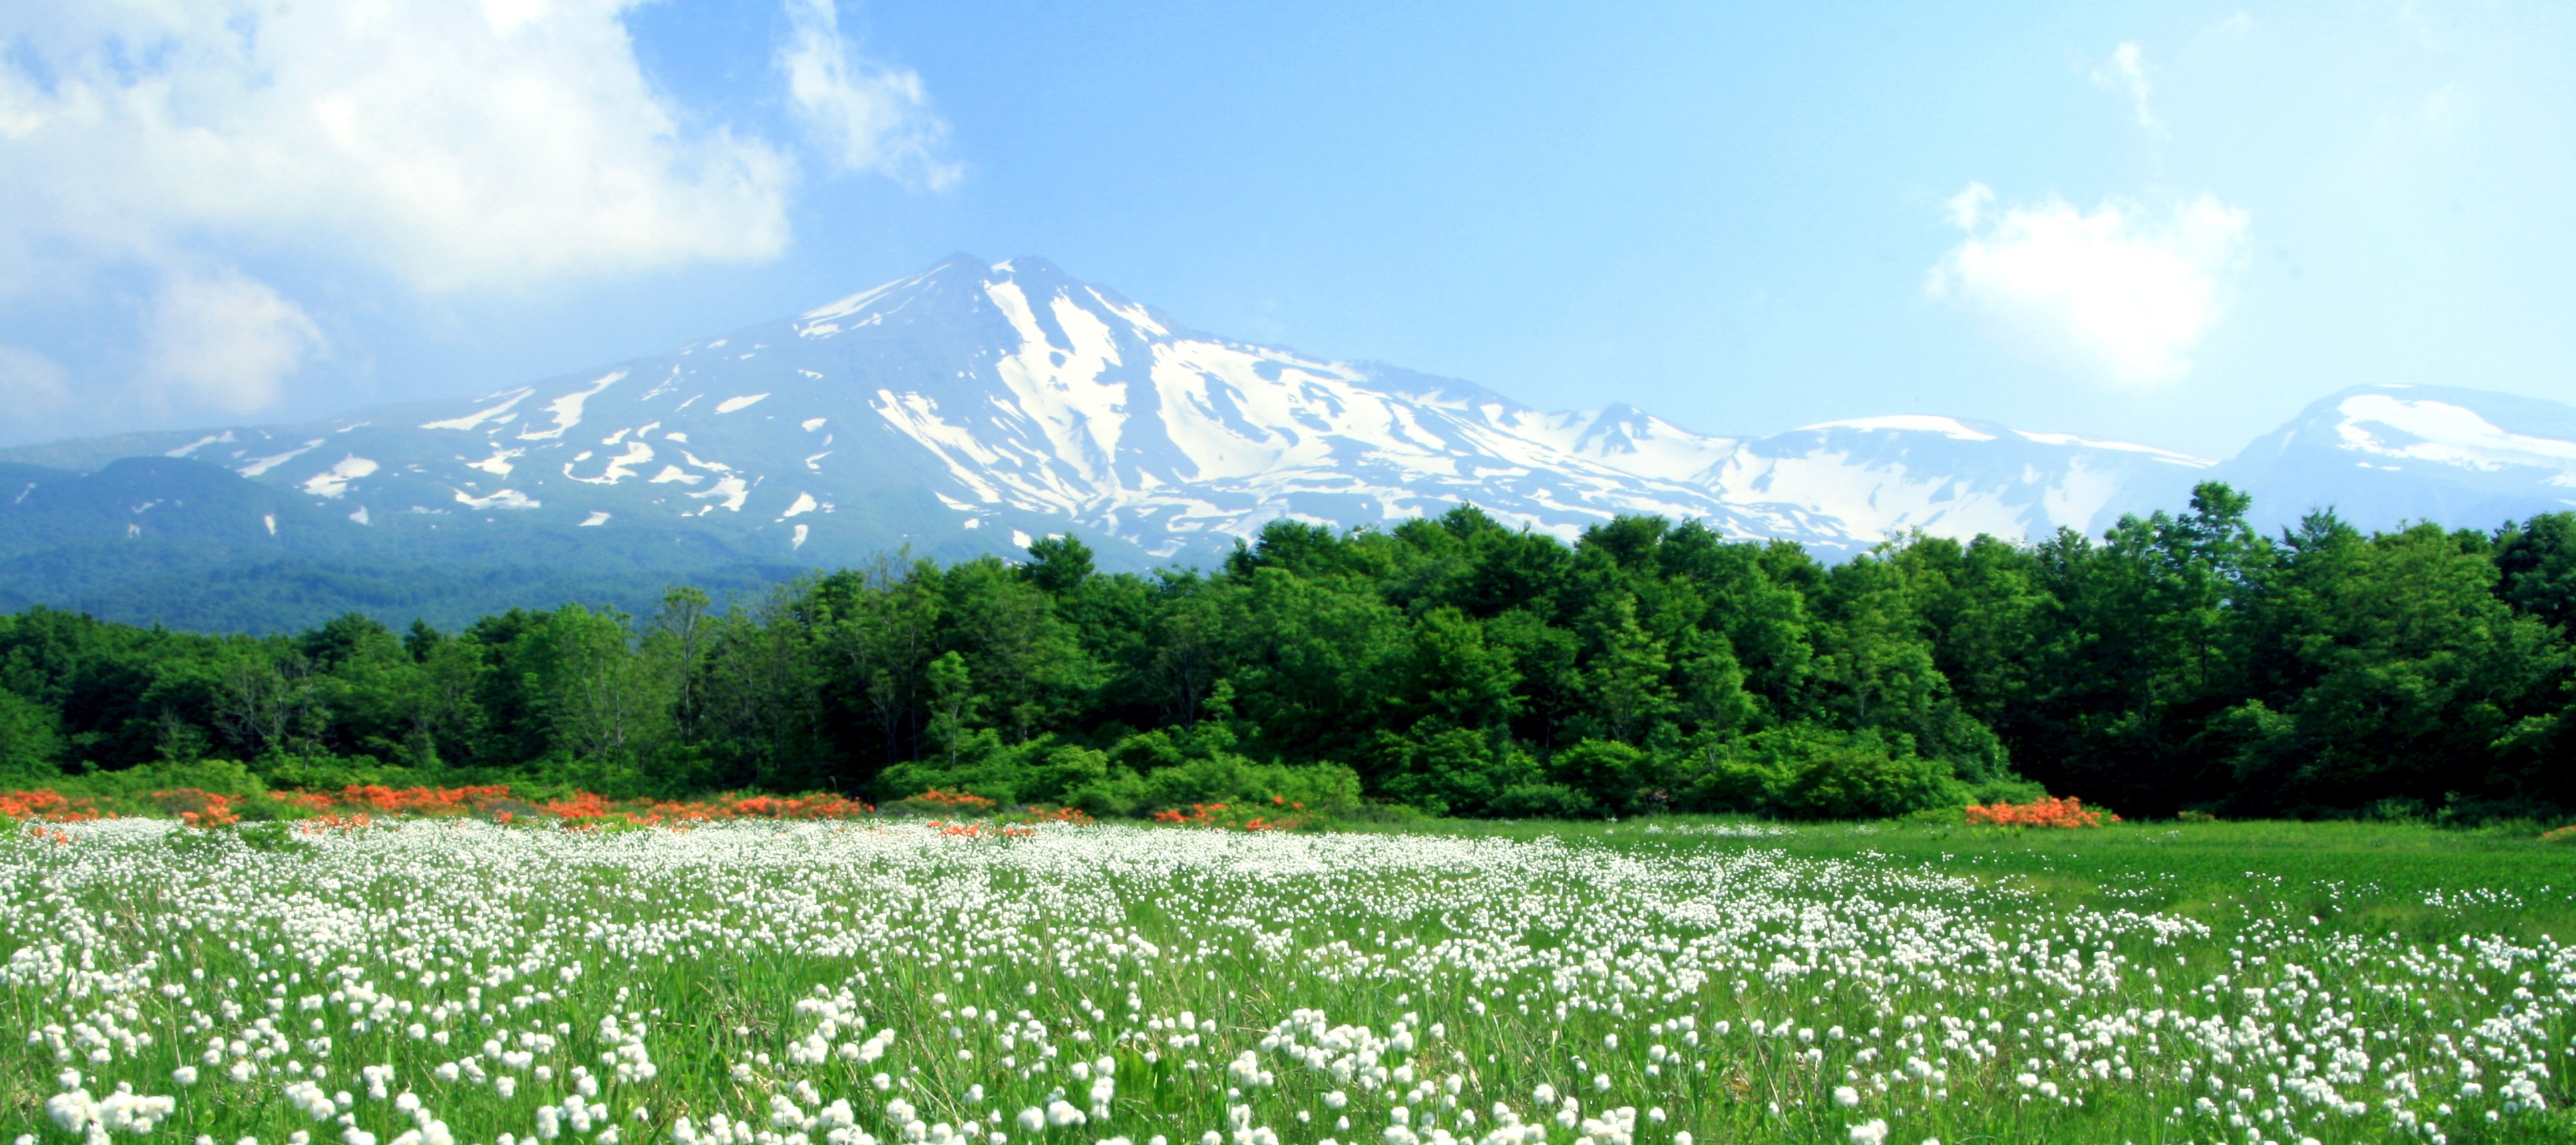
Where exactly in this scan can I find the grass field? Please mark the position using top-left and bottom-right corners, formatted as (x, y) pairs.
(4, 816), (2571, 1145)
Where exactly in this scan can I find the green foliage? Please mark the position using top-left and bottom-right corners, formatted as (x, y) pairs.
(878, 721), (1362, 822)
(1372, 726), (1558, 818)
(876, 738), (1109, 808)
(1677, 723), (1962, 820)
(11, 494), (2576, 821)
(0, 684), (62, 778)
(230, 820), (313, 853)
(41, 757), (268, 801)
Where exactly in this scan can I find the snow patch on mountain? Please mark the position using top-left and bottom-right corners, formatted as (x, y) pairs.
(238, 440), (322, 478)
(518, 371), (626, 440)
(299, 456), (379, 498)
(454, 488), (538, 510)
(421, 389), (532, 432)
(1805, 414), (1998, 442)
(2331, 393), (2576, 472)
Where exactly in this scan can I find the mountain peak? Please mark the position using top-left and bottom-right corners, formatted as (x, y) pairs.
(13, 255), (2576, 596)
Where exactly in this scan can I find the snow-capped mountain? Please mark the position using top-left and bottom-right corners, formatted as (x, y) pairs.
(2213, 385), (2576, 535)
(0, 255), (2219, 568)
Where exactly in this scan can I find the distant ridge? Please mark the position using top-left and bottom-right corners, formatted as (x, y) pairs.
(9, 257), (2576, 630)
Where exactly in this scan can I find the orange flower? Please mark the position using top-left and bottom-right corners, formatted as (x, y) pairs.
(1149, 802), (1314, 831)
(0, 789), (105, 822)
(1964, 796), (2110, 828)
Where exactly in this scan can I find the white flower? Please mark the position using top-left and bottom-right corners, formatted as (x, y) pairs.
(174, 1066), (200, 1086)
(47, 1090), (95, 1133)
(1848, 1121), (1888, 1145)
(1833, 1086), (1861, 1109)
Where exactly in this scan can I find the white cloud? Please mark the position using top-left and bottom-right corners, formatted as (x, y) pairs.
(780, 0), (961, 190)
(2090, 42), (2163, 135)
(0, 0), (817, 291)
(0, 344), (71, 409)
(1930, 184), (2251, 384)
(142, 269), (325, 414)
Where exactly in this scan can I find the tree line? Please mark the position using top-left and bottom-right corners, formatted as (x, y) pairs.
(3, 482), (2572, 821)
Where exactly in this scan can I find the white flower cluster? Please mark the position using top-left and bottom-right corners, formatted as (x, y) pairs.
(47, 1084), (178, 1139)
(1, 817), (2570, 1145)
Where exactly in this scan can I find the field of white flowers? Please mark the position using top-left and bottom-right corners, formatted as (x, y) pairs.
(4, 819), (2571, 1145)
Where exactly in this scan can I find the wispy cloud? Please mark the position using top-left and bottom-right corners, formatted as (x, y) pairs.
(1929, 184), (2250, 384)
(2090, 42), (2164, 136)
(780, 0), (962, 190)
(0, 344), (71, 410)
(142, 268), (325, 416)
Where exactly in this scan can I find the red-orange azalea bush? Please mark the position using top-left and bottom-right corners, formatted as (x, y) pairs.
(1964, 796), (2116, 828)
(1150, 794), (1316, 831)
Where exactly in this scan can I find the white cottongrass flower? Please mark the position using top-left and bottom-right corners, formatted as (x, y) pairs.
(2, 817), (2567, 1145)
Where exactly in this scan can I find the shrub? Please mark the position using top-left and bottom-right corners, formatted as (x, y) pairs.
(255, 753), (406, 792)
(151, 788), (242, 829)
(876, 740), (1110, 808)
(1548, 739), (1678, 817)
(1964, 796), (2116, 828)
(879, 725), (1362, 824)
(1371, 727), (1549, 818)
(882, 788), (1000, 817)
(1681, 724), (1966, 820)
(1114, 755), (1362, 821)
(1487, 782), (1596, 819)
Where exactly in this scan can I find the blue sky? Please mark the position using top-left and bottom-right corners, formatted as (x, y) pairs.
(1, 1), (2569, 457)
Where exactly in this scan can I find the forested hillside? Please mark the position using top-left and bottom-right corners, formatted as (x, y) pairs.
(3, 481), (2571, 820)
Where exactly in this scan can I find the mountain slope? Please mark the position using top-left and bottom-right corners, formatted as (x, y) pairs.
(1, 255), (2215, 582)
(0, 456), (802, 631)
(2214, 385), (2576, 534)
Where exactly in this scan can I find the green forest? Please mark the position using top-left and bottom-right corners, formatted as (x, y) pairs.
(5, 481), (2573, 822)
